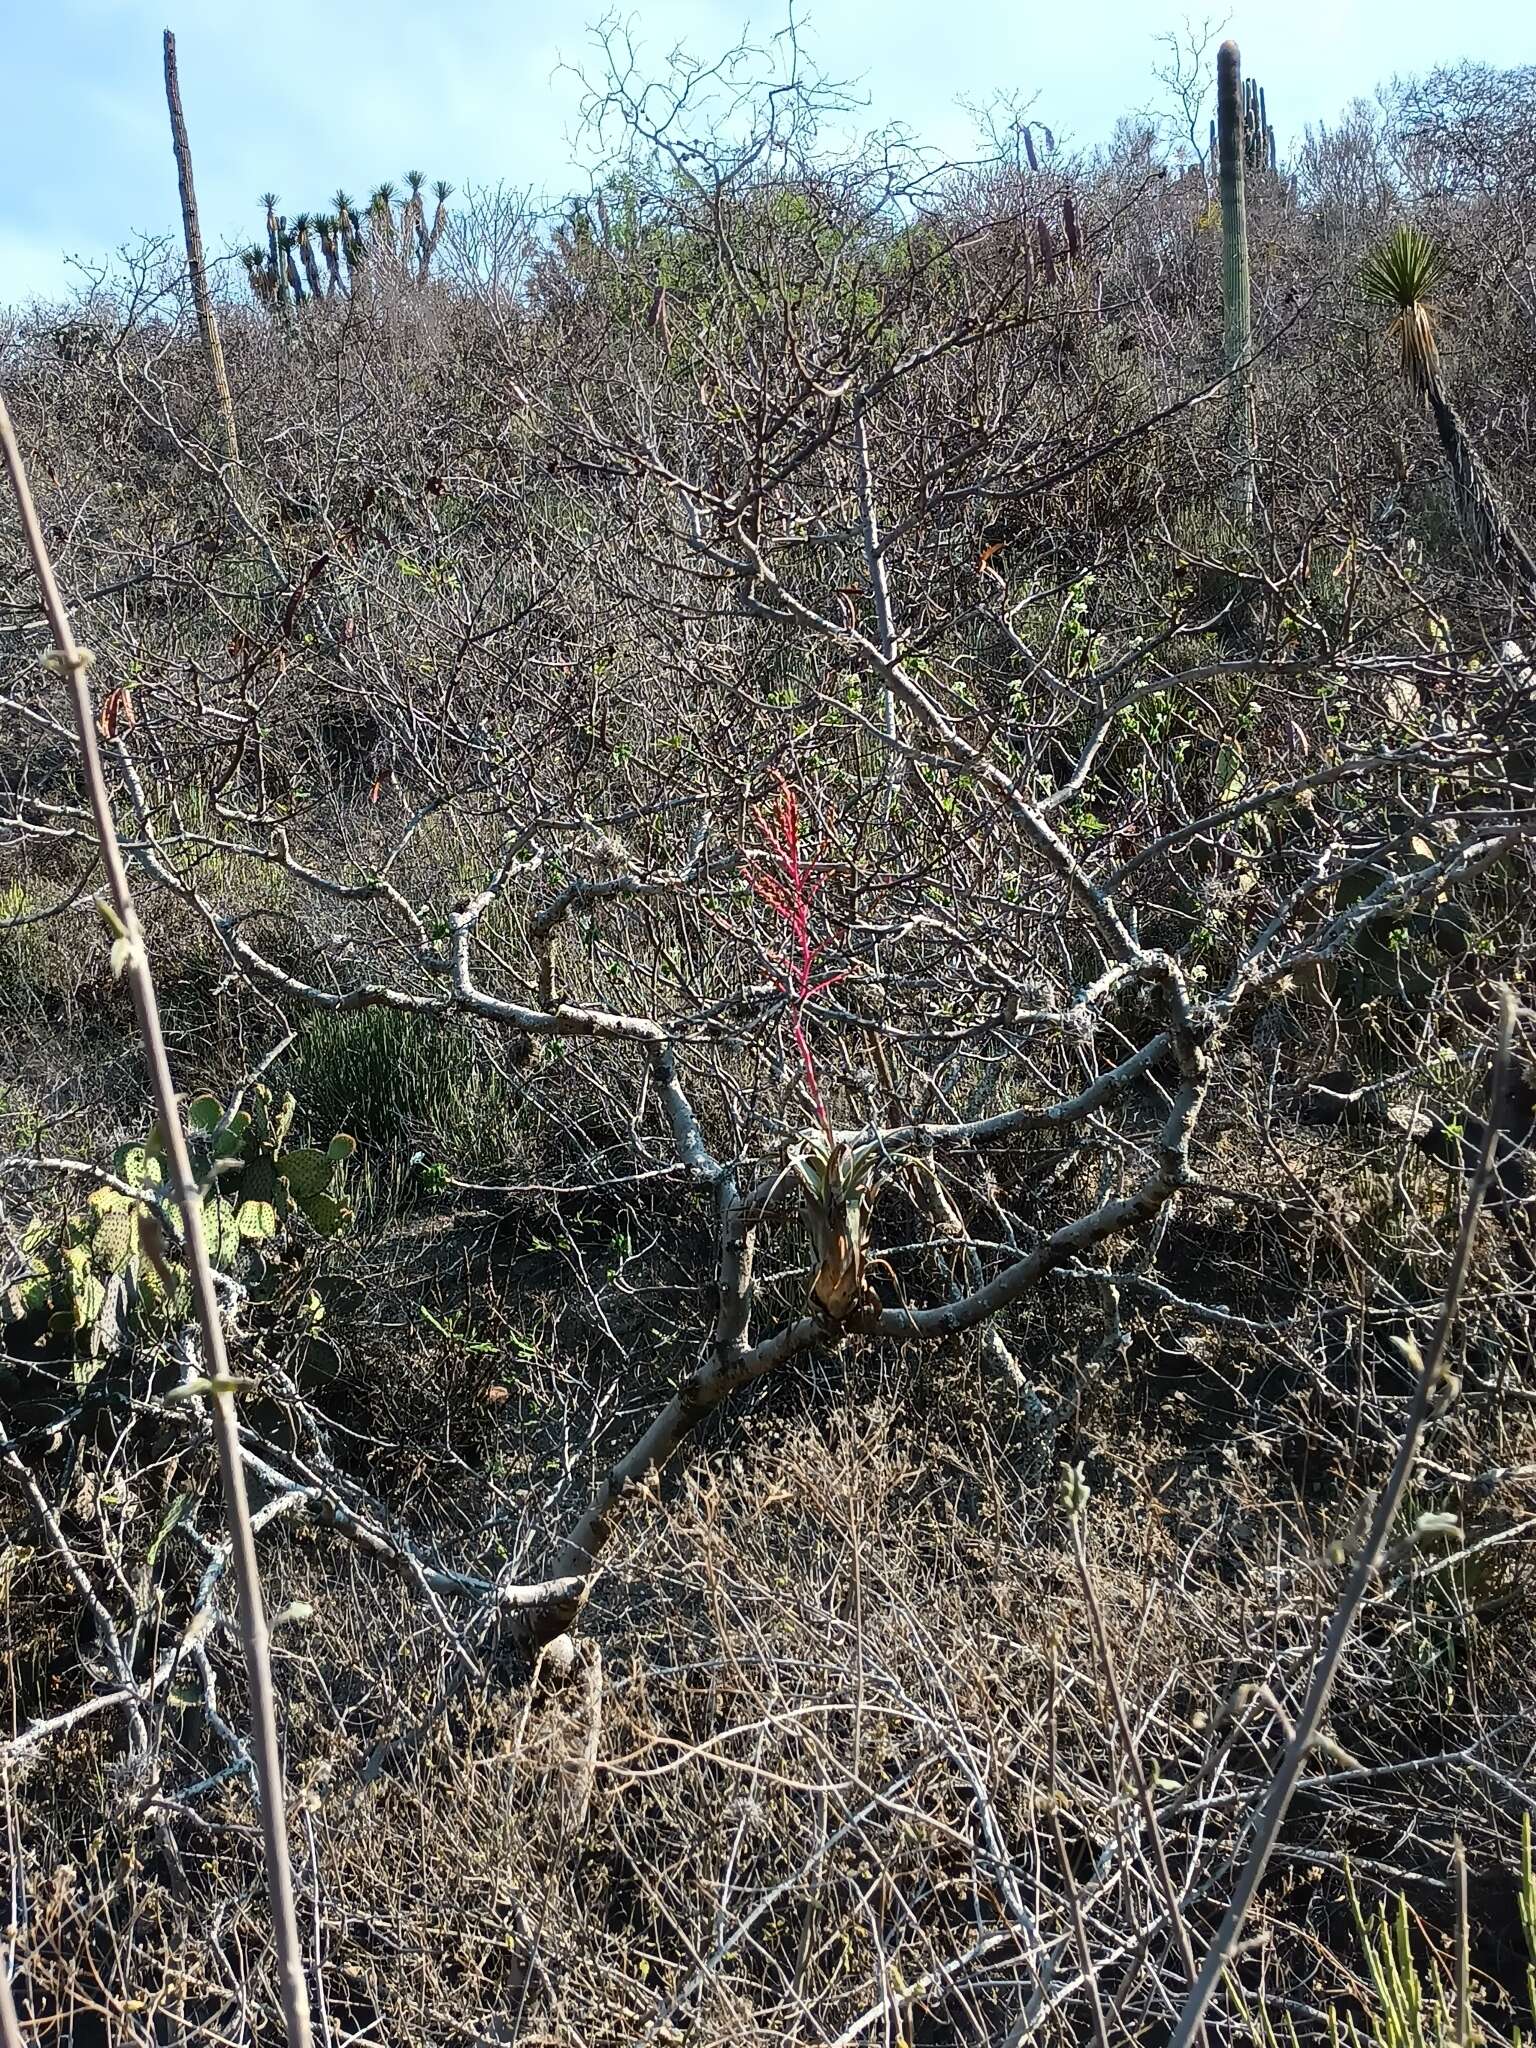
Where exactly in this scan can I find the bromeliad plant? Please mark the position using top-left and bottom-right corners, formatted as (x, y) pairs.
(4, 1084), (355, 1364)
(746, 777), (886, 1321)
(785, 1126), (884, 1320)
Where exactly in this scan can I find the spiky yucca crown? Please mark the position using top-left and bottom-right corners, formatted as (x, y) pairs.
(1362, 225), (1451, 400)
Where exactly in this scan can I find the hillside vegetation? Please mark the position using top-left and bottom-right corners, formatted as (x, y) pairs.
(2, 27), (1535, 2047)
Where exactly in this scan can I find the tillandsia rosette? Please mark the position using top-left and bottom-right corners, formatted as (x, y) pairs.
(787, 1127), (891, 1322)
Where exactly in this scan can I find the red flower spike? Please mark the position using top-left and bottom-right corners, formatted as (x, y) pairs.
(745, 776), (834, 1137)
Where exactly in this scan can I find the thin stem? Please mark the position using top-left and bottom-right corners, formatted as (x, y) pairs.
(1047, 1644), (1112, 2048)
(0, 389), (313, 2048)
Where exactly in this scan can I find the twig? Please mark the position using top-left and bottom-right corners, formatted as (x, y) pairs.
(1046, 1643), (1112, 2048)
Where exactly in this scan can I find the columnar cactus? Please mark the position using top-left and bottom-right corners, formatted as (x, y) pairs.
(1218, 80), (1278, 175)
(1217, 39), (1257, 524)
(163, 32), (240, 470)
(1243, 77), (1277, 172)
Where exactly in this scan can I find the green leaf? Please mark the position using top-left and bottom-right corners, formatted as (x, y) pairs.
(326, 1133), (357, 1165)
(70, 1269), (106, 1331)
(239, 1153), (280, 1208)
(8, 1274), (53, 1317)
(146, 1490), (193, 1568)
(1215, 744), (1246, 804)
(1360, 224), (1448, 311)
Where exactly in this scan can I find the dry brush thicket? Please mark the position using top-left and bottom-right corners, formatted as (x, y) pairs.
(2, 31), (1535, 2048)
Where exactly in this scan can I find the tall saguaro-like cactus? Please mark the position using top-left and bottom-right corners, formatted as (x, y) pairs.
(1217, 39), (1256, 524)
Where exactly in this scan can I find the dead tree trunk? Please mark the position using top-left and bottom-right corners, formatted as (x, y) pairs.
(163, 30), (240, 471)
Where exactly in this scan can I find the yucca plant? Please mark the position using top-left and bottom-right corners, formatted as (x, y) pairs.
(291, 213), (325, 299)
(1362, 224), (1536, 599)
(1361, 226), (1449, 400)
(281, 230), (306, 305)
(335, 193), (368, 294)
(258, 191), (293, 317)
(370, 182), (398, 263)
(401, 169), (426, 277)
(420, 178), (453, 283)
(243, 244), (276, 308)
(314, 214), (342, 294)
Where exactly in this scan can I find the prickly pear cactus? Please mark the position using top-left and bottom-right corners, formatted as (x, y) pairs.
(2, 1084), (355, 1364)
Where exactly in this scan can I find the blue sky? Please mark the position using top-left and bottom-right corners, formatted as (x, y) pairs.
(3, 1), (1529, 310)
